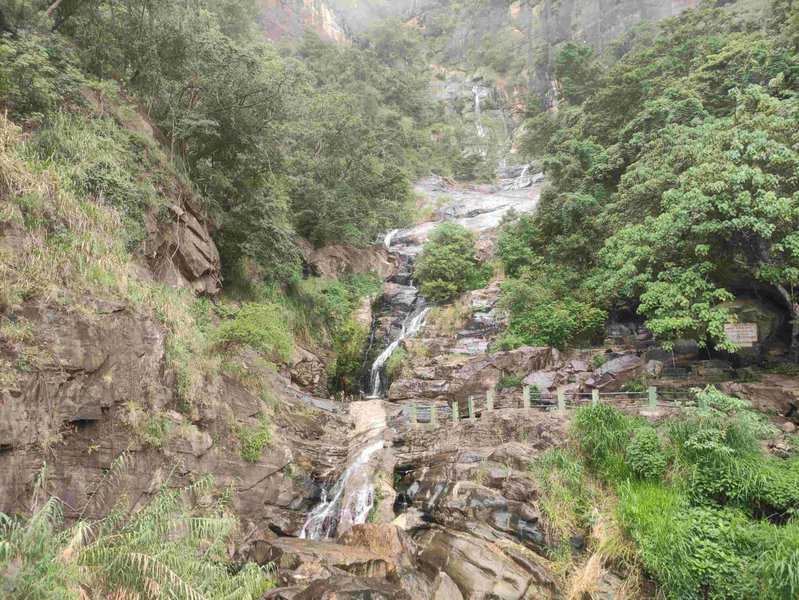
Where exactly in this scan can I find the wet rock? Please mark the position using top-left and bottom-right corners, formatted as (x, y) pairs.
(414, 528), (557, 600)
(293, 576), (412, 600)
(250, 537), (393, 584)
(308, 244), (396, 280)
(381, 283), (418, 311)
(431, 571), (463, 600)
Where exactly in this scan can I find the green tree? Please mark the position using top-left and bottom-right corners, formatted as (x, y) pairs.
(414, 222), (487, 303)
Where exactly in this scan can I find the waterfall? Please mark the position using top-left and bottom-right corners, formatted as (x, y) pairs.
(367, 305), (430, 398)
(473, 84), (488, 139)
(299, 439), (385, 540)
(383, 228), (399, 249)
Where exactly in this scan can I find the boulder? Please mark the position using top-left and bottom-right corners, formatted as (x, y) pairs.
(338, 524), (416, 569)
(289, 347), (328, 396)
(588, 353), (644, 391)
(413, 528), (557, 600)
(448, 347), (560, 401)
(144, 199), (222, 296)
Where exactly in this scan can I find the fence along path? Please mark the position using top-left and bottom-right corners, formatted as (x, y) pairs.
(402, 385), (719, 427)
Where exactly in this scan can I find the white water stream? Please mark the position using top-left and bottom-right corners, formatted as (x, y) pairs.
(299, 438), (385, 540)
(367, 305), (430, 397)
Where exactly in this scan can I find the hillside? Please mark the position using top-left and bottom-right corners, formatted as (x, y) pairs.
(1, 1), (799, 600)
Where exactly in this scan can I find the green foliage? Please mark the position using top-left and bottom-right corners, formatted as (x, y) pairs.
(415, 223), (489, 303)
(26, 111), (163, 249)
(238, 415), (272, 463)
(553, 42), (600, 105)
(572, 403), (636, 481)
(212, 303), (294, 363)
(0, 31), (86, 123)
(329, 319), (370, 394)
(572, 387), (799, 599)
(498, 267), (606, 349)
(516, 4), (799, 353)
(497, 374), (523, 390)
(384, 346), (408, 380)
(626, 427), (668, 480)
(529, 449), (597, 543)
(0, 472), (274, 599)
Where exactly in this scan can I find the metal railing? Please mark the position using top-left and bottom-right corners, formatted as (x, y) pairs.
(402, 385), (699, 427)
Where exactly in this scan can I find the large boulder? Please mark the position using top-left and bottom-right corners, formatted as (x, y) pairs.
(587, 353), (644, 391)
(413, 528), (557, 600)
(144, 199), (222, 296)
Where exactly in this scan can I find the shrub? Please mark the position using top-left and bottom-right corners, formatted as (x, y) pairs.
(617, 482), (760, 600)
(238, 415), (272, 463)
(572, 404), (635, 481)
(329, 318), (370, 394)
(385, 346), (408, 380)
(626, 427), (667, 480)
(0, 32), (86, 122)
(499, 270), (607, 349)
(212, 303), (294, 363)
(415, 222), (488, 303)
(498, 374), (523, 390)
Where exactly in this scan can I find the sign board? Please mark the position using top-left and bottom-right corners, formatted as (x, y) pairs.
(724, 323), (758, 347)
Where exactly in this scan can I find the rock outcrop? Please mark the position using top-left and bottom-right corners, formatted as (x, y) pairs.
(308, 244), (396, 281)
(0, 298), (351, 533)
(143, 199), (222, 296)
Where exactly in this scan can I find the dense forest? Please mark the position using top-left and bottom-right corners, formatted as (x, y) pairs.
(2, 1), (799, 599)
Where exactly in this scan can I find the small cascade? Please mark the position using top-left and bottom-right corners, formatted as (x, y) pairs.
(367, 305), (430, 397)
(299, 439), (385, 540)
(383, 229), (399, 249)
(472, 84), (489, 139)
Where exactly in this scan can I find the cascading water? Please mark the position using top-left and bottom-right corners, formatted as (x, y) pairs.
(473, 84), (489, 139)
(300, 438), (385, 540)
(367, 305), (430, 397)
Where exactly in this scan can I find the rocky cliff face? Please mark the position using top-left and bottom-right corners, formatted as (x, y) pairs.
(257, 0), (349, 43)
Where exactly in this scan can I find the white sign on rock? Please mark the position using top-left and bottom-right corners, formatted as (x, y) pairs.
(724, 323), (758, 348)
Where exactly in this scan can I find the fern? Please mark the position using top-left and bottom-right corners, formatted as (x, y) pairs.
(0, 466), (275, 600)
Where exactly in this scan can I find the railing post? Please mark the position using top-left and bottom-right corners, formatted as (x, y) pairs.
(557, 388), (566, 412)
(430, 404), (437, 428)
(486, 389), (495, 412)
(522, 385), (531, 409)
(467, 395), (475, 420)
(451, 400), (459, 423)
(592, 388), (599, 406)
(410, 403), (417, 427)
(648, 386), (658, 409)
